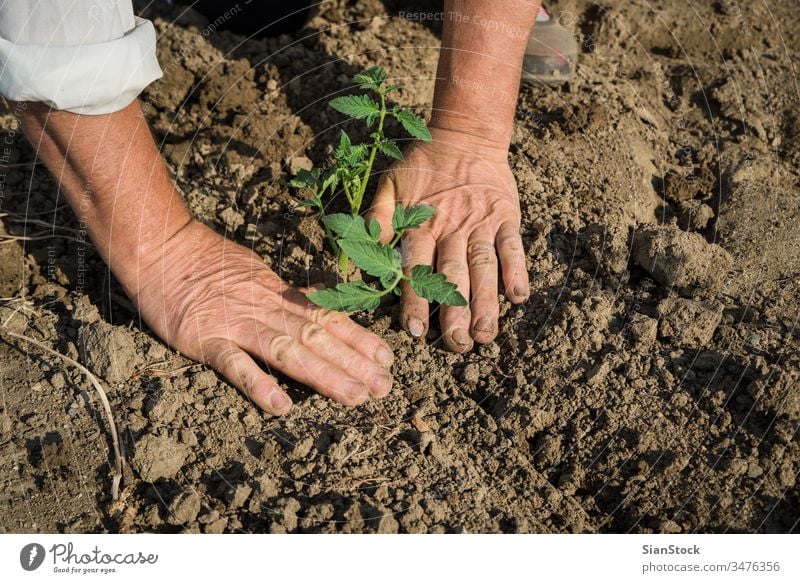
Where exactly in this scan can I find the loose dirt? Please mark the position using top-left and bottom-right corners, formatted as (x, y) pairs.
(1, 0), (798, 533)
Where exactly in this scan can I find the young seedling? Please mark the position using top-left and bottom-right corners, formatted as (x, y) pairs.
(290, 66), (467, 313)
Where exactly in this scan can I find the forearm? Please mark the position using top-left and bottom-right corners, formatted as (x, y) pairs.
(17, 99), (192, 293)
(431, 0), (540, 146)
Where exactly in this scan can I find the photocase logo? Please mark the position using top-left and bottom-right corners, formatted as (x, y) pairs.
(20, 543), (46, 571)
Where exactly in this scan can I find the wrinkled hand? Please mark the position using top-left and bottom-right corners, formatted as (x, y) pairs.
(367, 127), (529, 352)
(129, 220), (394, 415)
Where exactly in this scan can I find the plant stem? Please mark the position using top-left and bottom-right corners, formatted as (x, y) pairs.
(339, 250), (349, 281)
(389, 230), (403, 248)
(355, 90), (387, 212)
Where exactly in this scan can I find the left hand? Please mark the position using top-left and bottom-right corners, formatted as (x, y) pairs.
(366, 127), (530, 352)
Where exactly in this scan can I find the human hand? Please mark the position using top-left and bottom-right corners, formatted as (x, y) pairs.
(129, 220), (395, 415)
(367, 127), (530, 352)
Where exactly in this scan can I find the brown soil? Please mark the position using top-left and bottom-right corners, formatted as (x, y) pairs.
(1, 0), (798, 533)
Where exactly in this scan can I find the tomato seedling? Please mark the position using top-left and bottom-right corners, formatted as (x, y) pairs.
(290, 66), (467, 313)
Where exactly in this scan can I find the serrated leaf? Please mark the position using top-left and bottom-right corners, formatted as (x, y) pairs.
(288, 167), (320, 189)
(320, 169), (339, 194)
(308, 281), (383, 313)
(330, 94), (381, 120)
(393, 109), (432, 142)
(377, 140), (403, 161)
(353, 66), (388, 90)
(322, 213), (373, 241)
(338, 239), (401, 279)
(367, 218), (382, 240)
(385, 84), (403, 93)
(409, 265), (468, 306)
(391, 204), (436, 232)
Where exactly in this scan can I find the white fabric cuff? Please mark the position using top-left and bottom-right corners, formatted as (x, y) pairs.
(0, 17), (163, 115)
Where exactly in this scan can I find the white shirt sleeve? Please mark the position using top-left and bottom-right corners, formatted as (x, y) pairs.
(0, 0), (163, 115)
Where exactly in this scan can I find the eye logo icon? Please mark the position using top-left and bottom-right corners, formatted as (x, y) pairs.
(20, 543), (46, 571)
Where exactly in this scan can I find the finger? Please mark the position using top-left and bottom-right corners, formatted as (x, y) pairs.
(284, 287), (395, 368)
(202, 338), (292, 415)
(496, 221), (530, 303)
(365, 172), (396, 244)
(399, 230), (436, 338)
(436, 232), (473, 353)
(266, 309), (393, 398)
(467, 228), (500, 344)
(241, 324), (370, 407)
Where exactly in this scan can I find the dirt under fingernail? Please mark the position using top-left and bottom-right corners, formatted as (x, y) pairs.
(408, 317), (424, 338)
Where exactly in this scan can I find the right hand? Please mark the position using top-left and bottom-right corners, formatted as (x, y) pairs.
(128, 220), (395, 415)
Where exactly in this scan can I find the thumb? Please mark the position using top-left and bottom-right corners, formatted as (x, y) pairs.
(366, 172), (396, 244)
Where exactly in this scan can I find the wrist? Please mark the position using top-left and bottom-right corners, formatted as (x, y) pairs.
(426, 125), (511, 163)
(428, 111), (513, 150)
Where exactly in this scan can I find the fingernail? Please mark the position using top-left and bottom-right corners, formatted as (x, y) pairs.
(473, 316), (494, 333)
(345, 380), (368, 399)
(375, 344), (394, 367)
(269, 391), (292, 415)
(408, 317), (424, 338)
(451, 328), (471, 348)
(513, 286), (530, 302)
(370, 372), (393, 396)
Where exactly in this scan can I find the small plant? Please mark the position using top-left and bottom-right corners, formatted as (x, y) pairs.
(290, 66), (467, 313)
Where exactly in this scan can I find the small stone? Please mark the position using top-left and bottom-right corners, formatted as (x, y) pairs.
(225, 484), (253, 509)
(291, 436), (314, 460)
(632, 225), (732, 293)
(169, 491), (202, 525)
(254, 473), (280, 499)
(678, 200), (715, 231)
(657, 297), (723, 348)
(49, 372), (67, 390)
(286, 156), (313, 176)
(746, 461), (764, 479)
(274, 498), (301, 531)
(204, 517), (227, 534)
(585, 361), (609, 386)
(132, 434), (190, 482)
(191, 370), (218, 391)
(628, 313), (657, 347)
(198, 509), (220, 525)
(219, 207), (244, 232)
(78, 321), (141, 383)
(462, 363), (480, 384)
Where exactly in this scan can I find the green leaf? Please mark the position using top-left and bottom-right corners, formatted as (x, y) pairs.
(367, 218), (382, 240)
(322, 213), (374, 241)
(307, 281), (383, 313)
(338, 239), (401, 279)
(385, 84), (403, 93)
(320, 169), (339, 194)
(330, 94), (381, 120)
(391, 204), (436, 233)
(296, 199), (319, 209)
(393, 109), (432, 142)
(353, 66), (388, 90)
(287, 167), (320, 189)
(409, 265), (468, 306)
(377, 140), (404, 161)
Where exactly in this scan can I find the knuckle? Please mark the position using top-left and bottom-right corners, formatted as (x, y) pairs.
(467, 241), (497, 268)
(298, 321), (326, 345)
(266, 333), (294, 364)
(438, 259), (464, 277)
(214, 346), (239, 371)
(497, 233), (524, 253)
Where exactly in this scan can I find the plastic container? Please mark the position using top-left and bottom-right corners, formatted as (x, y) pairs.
(521, 8), (579, 86)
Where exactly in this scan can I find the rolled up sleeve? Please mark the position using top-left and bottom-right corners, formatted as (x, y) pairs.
(0, 0), (163, 115)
